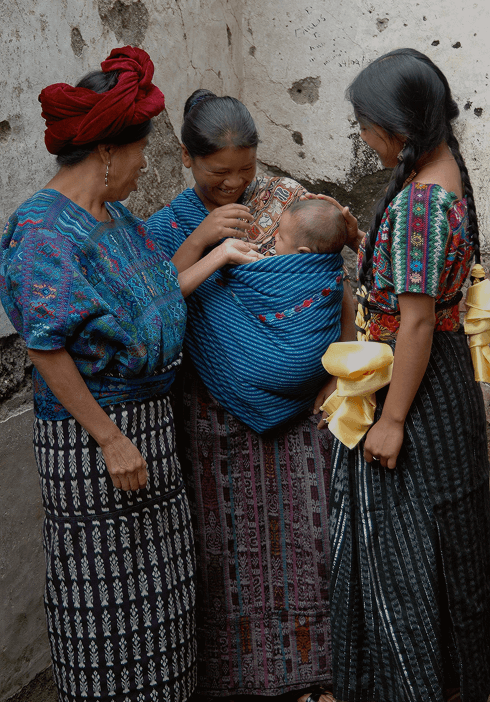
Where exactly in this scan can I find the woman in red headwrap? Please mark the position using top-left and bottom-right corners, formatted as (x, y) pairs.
(0, 46), (260, 702)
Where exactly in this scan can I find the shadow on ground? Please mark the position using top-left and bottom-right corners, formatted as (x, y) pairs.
(7, 668), (57, 702)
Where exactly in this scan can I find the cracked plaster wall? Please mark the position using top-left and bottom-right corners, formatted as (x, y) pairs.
(241, 0), (490, 239)
(0, 0), (489, 697)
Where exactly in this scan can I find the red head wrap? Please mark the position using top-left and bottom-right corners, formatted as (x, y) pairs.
(39, 46), (166, 154)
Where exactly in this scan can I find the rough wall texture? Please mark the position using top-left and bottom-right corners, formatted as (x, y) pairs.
(1, 0), (489, 698)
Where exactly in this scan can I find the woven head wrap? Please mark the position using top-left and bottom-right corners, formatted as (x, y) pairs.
(39, 46), (166, 154)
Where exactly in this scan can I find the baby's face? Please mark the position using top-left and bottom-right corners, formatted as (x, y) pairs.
(274, 212), (300, 255)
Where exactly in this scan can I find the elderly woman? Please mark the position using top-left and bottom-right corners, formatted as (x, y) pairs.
(0, 49), (260, 702)
(148, 90), (355, 702)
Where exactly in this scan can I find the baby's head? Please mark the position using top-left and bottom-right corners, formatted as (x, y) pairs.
(274, 199), (347, 256)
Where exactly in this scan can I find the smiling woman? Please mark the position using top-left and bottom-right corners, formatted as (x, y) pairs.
(182, 144), (257, 208)
(146, 89), (347, 702)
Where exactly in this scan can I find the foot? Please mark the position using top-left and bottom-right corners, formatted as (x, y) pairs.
(297, 692), (335, 702)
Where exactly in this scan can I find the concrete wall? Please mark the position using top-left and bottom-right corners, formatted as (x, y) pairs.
(1, 0), (489, 698)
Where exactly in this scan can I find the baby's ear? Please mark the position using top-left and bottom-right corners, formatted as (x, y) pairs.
(298, 246), (312, 254)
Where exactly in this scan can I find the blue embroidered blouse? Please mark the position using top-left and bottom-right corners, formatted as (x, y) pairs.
(0, 190), (186, 419)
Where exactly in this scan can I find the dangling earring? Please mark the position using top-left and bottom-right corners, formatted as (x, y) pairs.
(105, 162), (110, 187)
(397, 147), (405, 162)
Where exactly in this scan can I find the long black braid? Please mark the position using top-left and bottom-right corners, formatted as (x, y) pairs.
(349, 48), (481, 292)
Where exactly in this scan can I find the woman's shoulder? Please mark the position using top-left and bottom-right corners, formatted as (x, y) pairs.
(391, 182), (462, 212)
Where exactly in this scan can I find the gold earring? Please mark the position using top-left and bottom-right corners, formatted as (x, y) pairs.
(105, 163), (110, 187)
(397, 148), (405, 162)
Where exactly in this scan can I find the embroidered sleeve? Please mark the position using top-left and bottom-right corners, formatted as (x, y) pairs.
(2, 225), (108, 350)
(390, 183), (452, 297)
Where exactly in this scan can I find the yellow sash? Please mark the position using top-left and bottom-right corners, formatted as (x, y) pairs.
(464, 263), (490, 382)
(320, 341), (394, 449)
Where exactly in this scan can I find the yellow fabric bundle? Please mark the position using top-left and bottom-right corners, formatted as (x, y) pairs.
(320, 341), (394, 449)
(464, 263), (490, 383)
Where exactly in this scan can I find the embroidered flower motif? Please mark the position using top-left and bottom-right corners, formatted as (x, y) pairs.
(368, 321), (382, 339)
(410, 260), (423, 271)
(412, 218), (424, 232)
(275, 312), (285, 319)
(411, 233), (423, 245)
(258, 315), (266, 322)
(410, 273), (422, 284)
(321, 288), (331, 296)
(171, 221), (178, 229)
(380, 314), (398, 332)
(303, 299), (312, 308)
(145, 239), (155, 250)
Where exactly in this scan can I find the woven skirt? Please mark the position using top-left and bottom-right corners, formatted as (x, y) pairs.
(329, 330), (490, 702)
(174, 365), (333, 697)
(33, 396), (196, 702)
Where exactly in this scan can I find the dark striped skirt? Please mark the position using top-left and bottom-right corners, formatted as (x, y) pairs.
(174, 364), (333, 697)
(329, 330), (490, 702)
(33, 396), (196, 702)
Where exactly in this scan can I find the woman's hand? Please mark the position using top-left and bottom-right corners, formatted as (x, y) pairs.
(27, 348), (148, 491)
(178, 239), (262, 296)
(193, 204), (254, 247)
(363, 415), (404, 470)
(313, 375), (337, 429)
(217, 238), (263, 266)
(99, 431), (148, 491)
(301, 193), (364, 252)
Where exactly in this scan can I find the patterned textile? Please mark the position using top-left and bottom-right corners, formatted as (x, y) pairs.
(183, 253), (342, 433)
(330, 332), (490, 702)
(149, 176), (334, 695)
(0, 189), (186, 419)
(149, 177), (342, 433)
(331, 181), (490, 702)
(358, 183), (472, 340)
(35, 396), (197, 702)
(175, 366), (333, 696)
(148, 176), (307, 259)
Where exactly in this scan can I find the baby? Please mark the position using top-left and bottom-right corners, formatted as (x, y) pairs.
(274, 199), (347, 255)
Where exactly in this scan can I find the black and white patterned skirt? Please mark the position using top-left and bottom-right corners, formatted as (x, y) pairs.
(33, 396), (196, 702)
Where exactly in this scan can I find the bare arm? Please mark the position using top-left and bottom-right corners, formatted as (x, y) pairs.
(314, 280), (357, 420)
(28, 348), (147, 491)
(172, 203), (254, 272)
(363, 292), (435, 468)
(178, 238), (262, 298)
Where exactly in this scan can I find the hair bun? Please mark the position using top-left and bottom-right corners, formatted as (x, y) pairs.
(184, 89), (217, 118)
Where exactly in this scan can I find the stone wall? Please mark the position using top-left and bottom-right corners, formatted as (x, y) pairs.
(1, 0), (489, 698)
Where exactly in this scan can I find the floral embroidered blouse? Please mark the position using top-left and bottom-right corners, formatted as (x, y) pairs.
(0, 190), (186, 419)
(359, 182), (473, 341)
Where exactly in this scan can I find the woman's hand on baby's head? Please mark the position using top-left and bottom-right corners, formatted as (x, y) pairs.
(195, 204), (254, 246)
(219, 238), (263, 266)
(302, 194), (362, 252)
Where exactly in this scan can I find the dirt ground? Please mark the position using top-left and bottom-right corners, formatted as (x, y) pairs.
(7, 668), (57, 702)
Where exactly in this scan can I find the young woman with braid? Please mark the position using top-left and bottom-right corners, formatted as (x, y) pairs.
(319, 48), (490, 702)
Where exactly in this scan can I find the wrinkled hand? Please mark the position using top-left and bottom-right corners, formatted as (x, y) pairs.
(313, 375), (337, 429)
(301, 193), (362, 252)
(100, 432), (148, 491)
(363, 415), (404, 470)
(193, 204), (254, 246)
(218, 238), (264, 265)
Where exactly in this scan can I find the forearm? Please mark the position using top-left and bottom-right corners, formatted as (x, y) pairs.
(348, 229), (366, 253)
(339, 280), (357, 341)
(28, 348), (121, 446)
(172, 234), (208, 273)
(381, 314), (434, 425)
(178, 246), (225, 297)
